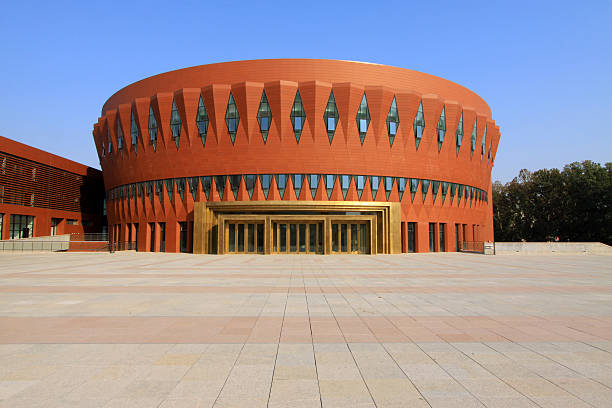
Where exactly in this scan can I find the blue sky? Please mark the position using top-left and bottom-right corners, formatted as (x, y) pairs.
(0, 0), (610, 182)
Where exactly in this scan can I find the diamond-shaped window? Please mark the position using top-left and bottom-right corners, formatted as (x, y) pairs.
(356, 93), (370, 145)
(432, 181), (440, 203)
(187, 177), (198, 201)
(356, 175), (366, 199)
(441, 182), (449, 203)
(225, 93), (240, 145)
(116, 116), (124, 150)
(437, 107), (446, 152)
(456, 112), (463, 155)
(176, 178), (185, 202)
(340, 175), (351, 199)
(397, 177), (406, 201)
(409, 179), (419, 202)
(170, 100), (181, 149)
(130, 111), (139, 154)
(196, 96), (209, 148)
(291, 91), (306, 143)
(387, 97), (399, 147)
(200, 176), (211, 200)
(470, 118), (477, 159)
(148, 105), (158, 151)
(324, 91), (339, 144)
(229, 175), (241, 200)
(107, 126), (113, 155)
(244, 175), (256, 199)
(308, 174), (319, 199)
(370, 176), (380, 200)
(384, 177), (394, 200)
(214, 176), (227, 200)
(291, 174), (304, 199)
(325, 174), (336, 199)
(257, 91), (272, 143)
(421, 179), (430, 203)
(413, 102), (425, 149)
(481, 125), (487, 161)
(275, 174), (288, 199)
(259, 175), (272, 200)
(164, 179), (173, 202)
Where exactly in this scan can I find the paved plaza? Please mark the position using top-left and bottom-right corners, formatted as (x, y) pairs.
(0, 252), (611, 407)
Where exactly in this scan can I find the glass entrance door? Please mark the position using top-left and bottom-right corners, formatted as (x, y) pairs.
(227, 222), (264, 254)
(272, 222), (323, 254)
(331, 222), (370, 254)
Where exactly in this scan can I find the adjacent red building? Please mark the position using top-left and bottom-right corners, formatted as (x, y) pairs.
(93, 59), (500, 254)
(0, 136), (106, 240)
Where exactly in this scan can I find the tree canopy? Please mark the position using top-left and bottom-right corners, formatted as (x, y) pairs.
(493, 161), (611, 245)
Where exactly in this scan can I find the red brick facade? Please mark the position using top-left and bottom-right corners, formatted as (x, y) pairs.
(0, 136), (105, 240)
(93, 59), (500, 253)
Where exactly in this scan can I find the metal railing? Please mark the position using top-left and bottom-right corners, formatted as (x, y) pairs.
(70, 233), (109, 241)
(109, 241), (136, 252)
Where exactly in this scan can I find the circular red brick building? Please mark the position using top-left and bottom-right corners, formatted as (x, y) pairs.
(93, 59), (500, 254)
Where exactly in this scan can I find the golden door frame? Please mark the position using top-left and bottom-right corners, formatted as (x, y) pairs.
(193, 201), (401, 255)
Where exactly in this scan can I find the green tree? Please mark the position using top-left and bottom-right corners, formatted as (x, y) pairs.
(493, 161), (611, 245)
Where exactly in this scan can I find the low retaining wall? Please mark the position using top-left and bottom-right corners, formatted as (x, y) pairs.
(495, 242), (612, 255)
(0, 234), (70, 252)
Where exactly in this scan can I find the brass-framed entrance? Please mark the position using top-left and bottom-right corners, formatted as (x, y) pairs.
(272, 221), (323, 254)
(226, 221), (265, 254)
(194, 201), (401, 255)
(331, 221), (370, 254)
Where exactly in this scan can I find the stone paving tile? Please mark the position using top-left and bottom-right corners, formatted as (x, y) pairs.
(0, 252), (611, 406)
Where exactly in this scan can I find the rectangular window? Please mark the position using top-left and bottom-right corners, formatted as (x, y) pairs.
(309, 224), (316, 252)
(134, 223), (139, 251)
(0, 214), (3, 239)
(66, 219), (78, 225)
(318, 223), (323, 254)
(290, 224), (297, 252)
(229, 223), (235, 252)
(341, 223), (347, 252)
(159, 222), (166, 252)
(257, 223), (264, 254)
(439, 223), (446, 252)
(237, 224), (244, 252)
(389, 121), (397, 135)
(248, 224), (254, 252)
(51, 218), (61, 236)
(462, 224), (467, 245)
(273, 222), (277, 252)
(332, 223), (338, 252)
(179, 222), (187, 253)
(9, 215), (34, 239)
(429, 223), (435, 252)
(327, 117), (335, 131)
(455, 223), (460, 252)
(259, 117), (269, 131)
(351, 224), (358, 252)
(280, 223), (287, 252)
(359, 223), (368, 254)
(407, 222), (415, 253)
(356, 175), (365, 190)
(228, 118), (237, 132)
(149, 222), (155, 252)
(359, 119), (368, 133)
(299, 224), (306, 252)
